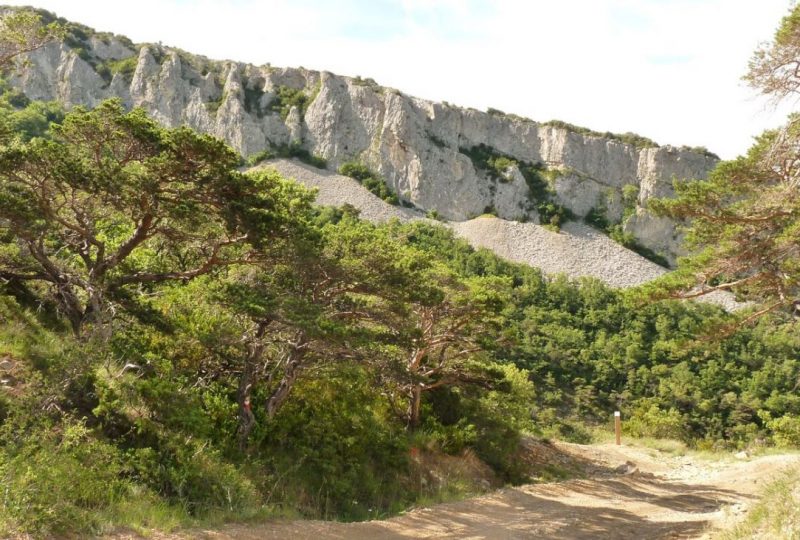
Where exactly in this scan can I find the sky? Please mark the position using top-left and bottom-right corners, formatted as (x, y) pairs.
(6, 0), (796, 159)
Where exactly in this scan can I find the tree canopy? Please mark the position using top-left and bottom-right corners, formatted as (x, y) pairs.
(0, 9), (64, 72)
(648, 4), (800, 320)
(0, 99), (315, 334)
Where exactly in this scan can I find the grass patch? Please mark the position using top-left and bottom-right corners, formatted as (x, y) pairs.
(716, 466), (800, 539)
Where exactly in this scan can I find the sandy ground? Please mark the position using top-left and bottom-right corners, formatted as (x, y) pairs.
(126, 442), (799, 540)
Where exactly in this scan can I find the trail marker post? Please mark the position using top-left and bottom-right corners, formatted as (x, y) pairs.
(614, 411), (621, 445)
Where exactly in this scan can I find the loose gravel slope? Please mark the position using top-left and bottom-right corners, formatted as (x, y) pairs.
(449, 218), (666, 288)
(261, 159), (738, 309)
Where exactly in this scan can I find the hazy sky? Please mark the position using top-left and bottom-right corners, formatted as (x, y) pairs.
(7, 0), (795, 159)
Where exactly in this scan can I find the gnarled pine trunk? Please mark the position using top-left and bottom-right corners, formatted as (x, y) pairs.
(237, 320), (269, 448)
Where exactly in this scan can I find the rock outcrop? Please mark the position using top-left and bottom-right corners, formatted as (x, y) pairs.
(5, 12), (720, 265)
(261, 159), (741, 311)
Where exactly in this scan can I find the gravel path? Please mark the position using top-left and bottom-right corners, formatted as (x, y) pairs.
(112, 443), (800, 540)
(261, 159), (738, 309)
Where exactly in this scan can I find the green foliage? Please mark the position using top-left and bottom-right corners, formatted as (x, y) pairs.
(338, 160), (400, 205)
(0, 95), (64, 142)
(766, 415), (800, 447)
(649, 119), (800, 302)
(0, 99), (317, 334)
(584, 205), (610, 230)
(2, 93), (800, 538)
(608, 227), (670, 267)
(106, 56), (137, 78)
(0, 420), (129, 535)
(244, 86), (267, 118)
(679, 145), (719, 160)
(624, 402), (687, 440)
(584, 204), (670, 267)
(272, 142), (327, 168)
(459, 143), (519, 183)
(338, 160), (373, 181)
(745, 4), (800, 103)
(0, 8), (66, 72)
(245, 143), (327, 169)
(131, 438), (260, 515)
(426, 209), (443, 221)
(267, 85), (314, 120)
(255, 366), (411, 519)
(650, 7), (800, 311)
(459, 144), (572, 227)
(621, 184), (639, 220)
(541, 119), (660, 149)
(246, 148), (273, 166)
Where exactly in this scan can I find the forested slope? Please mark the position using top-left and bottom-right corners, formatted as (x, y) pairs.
(0, 98), (797, 537)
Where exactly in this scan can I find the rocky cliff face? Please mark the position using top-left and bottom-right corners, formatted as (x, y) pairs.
(6, 18), (719, 265)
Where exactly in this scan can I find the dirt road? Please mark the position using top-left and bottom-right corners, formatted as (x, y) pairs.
(138, 442), (800, 540)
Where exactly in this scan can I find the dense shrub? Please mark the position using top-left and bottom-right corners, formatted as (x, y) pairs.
(338, 160), (400, 205)
(767, 415), (800, 447)
(624, 402), (687, 440)
(0, 421), (129, 535)
(267, 85), (312, 120)
(246, 143), (327, 169)
(1, 95), (798, 538)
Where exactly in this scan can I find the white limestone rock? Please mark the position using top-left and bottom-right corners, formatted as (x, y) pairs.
(6, 23), (719, 266)
(88, 36), (133, 60)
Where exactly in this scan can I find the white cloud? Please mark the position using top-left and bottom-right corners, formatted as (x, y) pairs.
(4, 0), (795, 158)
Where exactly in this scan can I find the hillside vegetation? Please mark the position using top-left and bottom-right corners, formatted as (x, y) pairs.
(0, 94), (798, 537)
(2, 6), (800, 538)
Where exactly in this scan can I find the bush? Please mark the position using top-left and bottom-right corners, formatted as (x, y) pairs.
(624, 403), (686, 440)
(0, 421), (129, 535)
(459, 144), (518, 183)
(768, 415), (800, 447)
(338, 161), (373, 182)
(246, 143), (327, 169)
(255, 367), (410, 520)
(246, 149), (274, 166)
(107, 56), (137, 78)
(267, 86), (312, 120)
(0, 94), (66, 141)
(584, 206), (610, 230)
(338, 161), (400, 205)
(129, 440), (260, 515)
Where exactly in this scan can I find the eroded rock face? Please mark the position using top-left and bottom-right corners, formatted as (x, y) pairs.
(7, 30), (718, 266)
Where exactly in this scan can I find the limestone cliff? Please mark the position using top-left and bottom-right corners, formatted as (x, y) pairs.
(5, 12), (719, 265)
